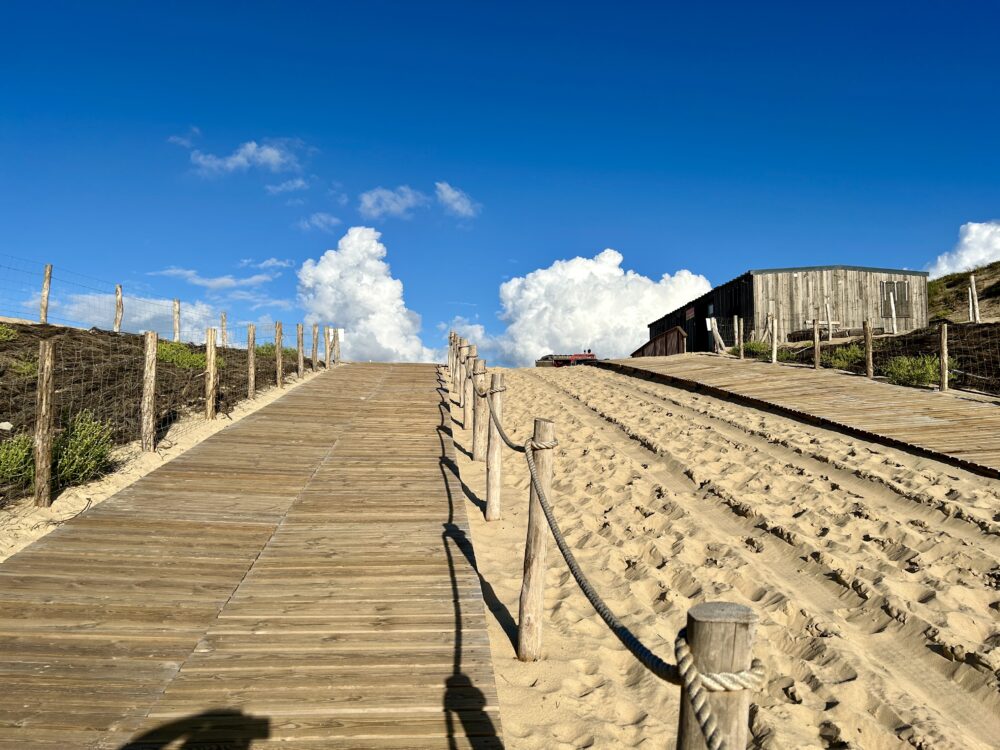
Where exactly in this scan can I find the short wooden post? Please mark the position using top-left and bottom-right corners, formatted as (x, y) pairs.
(676, 602), (758, 750)
(463, 345), (477, 428)
(205, 328), (217, 420)
(141, 331), (157, 451)
(247, 323), (256, 398)
(971, 274), (981, 323)
(472, 358), (488, 461)
(731, 315), (738, 350)
(311, 323), (319, 372)
(517, 418), (556, 662)
(296, 323), (305, 378)
(863, 319), (874, 378)
(485, 372), (504, 521)
(114, 284), (123, 333)
(39, 264), (52, 324)
(825, 302), (833, 342)
(889, 291), (898, 335)
(939, 323), (948, 392)
(737, 317), (744, 360)
(332, 328), (341, 365)
(220, 312), (227, 347)
(33, 339), (55, 507)
(813, 318), (820, 369)
(770, 317), (777, 364)
(172, 299), (180, 342)
(275, 322), (284, 388)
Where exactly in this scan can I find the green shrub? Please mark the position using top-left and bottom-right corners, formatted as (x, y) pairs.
(0, 323), (17, 342)
(53, 411), (114, 487)
(10, 356), (37, 378)
(255, 343), (298, 361)
(881, 355), (955, 388)
(776, 347), (800, 363)
(726, 340), (770, 359)
(157, 341), (225, 370)
(822, 343), (865, 371)
(0, 433), (34, 490)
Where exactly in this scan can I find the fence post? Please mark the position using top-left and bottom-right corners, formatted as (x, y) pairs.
(114, 284), (123, 333)
(276, 322), (284, 388)
(463, 345), (478, 429)
(33, 339), (55, 507)
(863, 319), (874, 378)
(220, 312), (227, 347)
(323, 326), (331, 369)
(769, 317), (777, 364)
(889, 291), (898, 335)
(485, 372), (504, 521)
(311, 323), (319, 372)
(332, 328), (341, 365)
(971, 274), (981, 323)
(813, 318), (820, 370)
(940, 323), (949, 392)
(517, 418), (556, 662)
(205, 328), (217, 420)
(141, 331), (157, 451)
(825, 302), (833, 342)
(676, 602), (758, 750)
(737, 317), (744, 360)
(456, 340), (469, 401)
(296, 323), (304, 378)
(39, 264), (52, 324)
(472, 359), (488, 461)
(172, 299), (180, 342)
(449, 332), (456, 374)
(247, 323), (256, 399)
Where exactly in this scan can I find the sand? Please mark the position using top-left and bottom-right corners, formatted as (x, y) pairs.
(450, 365), (1000, 749)
(0, 367), (325, 563)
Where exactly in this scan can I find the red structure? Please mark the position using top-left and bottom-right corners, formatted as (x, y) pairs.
(535, 351), (597, 367)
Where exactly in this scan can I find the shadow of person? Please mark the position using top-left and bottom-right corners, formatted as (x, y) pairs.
(444, 673), (503, 749)
(118, 709), (270, 750)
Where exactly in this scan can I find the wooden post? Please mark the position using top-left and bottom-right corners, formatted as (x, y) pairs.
(472, 358), (488, 462)
(889, 291), (898, 335)
(770, 317), (777, 364)
(39, 264), (52, 324)
(220, 312), (227, 347)
(813, 318), (820, 370)
(205, 328), (217, 420)
(968, 286), (975, 322)
(247, 323), (256, 399)
(940, 323), (949, 392)
(324, 326), (331, 369)
(141, 331), (157, 451)
(114, 284), (123, 333)
(863, 319), (874, 378)
(33, 339), (55, 507)
(485, 372), (504, 522)
(172, 299), (180, 342)
(737, 317), (744, 360)
(463, 345), (477, 428)
(731, 315), (738, 350)
(457, 340), (469, 401)
(517, 418), (556, 662)
(971, 274), (981, 323)
(311, 323), (319, 372)
(676, 602), (758, 750)
(296, 323), (305, 378)
(276, 322), (284, 388)
(825, 302), (833, 342)
(332, 328), (341, 365)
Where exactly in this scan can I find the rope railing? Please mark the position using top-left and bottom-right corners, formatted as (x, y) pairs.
(443, 331), (765, 750)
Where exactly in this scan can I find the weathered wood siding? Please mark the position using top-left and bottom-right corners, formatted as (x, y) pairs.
(649, 273), (753, 352)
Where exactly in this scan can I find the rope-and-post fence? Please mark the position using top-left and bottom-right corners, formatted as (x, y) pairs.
(472, 358), (488, 461)
(444, 330), (765, 750)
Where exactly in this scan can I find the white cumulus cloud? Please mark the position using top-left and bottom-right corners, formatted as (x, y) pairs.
(358, 186), (429, 220)
(459, 249), (710, 367)
(928, 221), (1000, 278)
(190, 139), (300, 176)
(297, 227), (437, 362)
(296, 212), (341, 232)
(435, 181), (481, 218)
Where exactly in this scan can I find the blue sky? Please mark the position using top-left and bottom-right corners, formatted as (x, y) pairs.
(2, 2), (999, 362)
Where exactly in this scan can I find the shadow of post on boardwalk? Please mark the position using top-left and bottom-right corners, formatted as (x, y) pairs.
(117, 709), (270, 750)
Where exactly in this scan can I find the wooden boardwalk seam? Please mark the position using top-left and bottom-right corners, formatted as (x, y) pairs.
(599, 354), (1000, 476)
(0, 363), (503, 749)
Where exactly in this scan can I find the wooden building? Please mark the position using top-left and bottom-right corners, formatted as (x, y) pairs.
(645, 265), (929, 353)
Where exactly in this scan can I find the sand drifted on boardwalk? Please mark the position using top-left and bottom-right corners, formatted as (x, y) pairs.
(451, 366), (1000, 749)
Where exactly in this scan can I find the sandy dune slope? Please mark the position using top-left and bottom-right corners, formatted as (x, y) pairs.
(451, 366), (1000, 750)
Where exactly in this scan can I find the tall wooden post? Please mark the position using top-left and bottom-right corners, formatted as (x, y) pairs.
(457, 340), (469, 401)
(813, 318), (820, 370)
(39, 264), (52, 324)
(448, 332), (455, 374)
(275, 322), (284, 388)
(247, 323), (256, 399)
(463, 345), (477, 429)
(889, 292), (898, 335)
(863, 319), (874, 378)
(737, 317), (744, 360)
(517, 418), (556, 662)
(485, 372), (504, 522)
(220, 312), (227, 347)
(205, 328), (217, 420)
(33, 339), (55, 507)
(332, 328), (341, 365)
(141, 331), (157, 451)
(311, 323), (319, 372)
(296, 323), (305, 378)
(472, 358), (488, 461)
(114, 284), (123, 333)
(971, 274), (981, 323)
(731, 315), (738, 350)
(769, 317), (777, 364)
(825, 302), (833, 342)
(939, 323), (949, 392)
(676, 602), (758, 750)
(968, 286), (975, 322)
(172, 299), (180, 342)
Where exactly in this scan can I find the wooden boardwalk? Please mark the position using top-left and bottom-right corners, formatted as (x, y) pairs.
(0, 364), (503, 749)
(600, 354), (1000, 476)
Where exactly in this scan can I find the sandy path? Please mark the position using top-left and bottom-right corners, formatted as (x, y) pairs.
(451, 365), (1000, 749)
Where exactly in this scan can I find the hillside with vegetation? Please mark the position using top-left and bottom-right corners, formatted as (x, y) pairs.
(929, 259), (1000, 322)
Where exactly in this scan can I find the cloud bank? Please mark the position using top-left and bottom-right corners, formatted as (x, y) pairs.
(297, 227), (437, 362)
(928, 221), (1000, 279)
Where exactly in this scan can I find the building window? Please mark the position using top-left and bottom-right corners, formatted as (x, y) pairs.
(881, 280), (911, 318)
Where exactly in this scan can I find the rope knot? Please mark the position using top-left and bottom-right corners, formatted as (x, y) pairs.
(527, 438), (559, 451)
